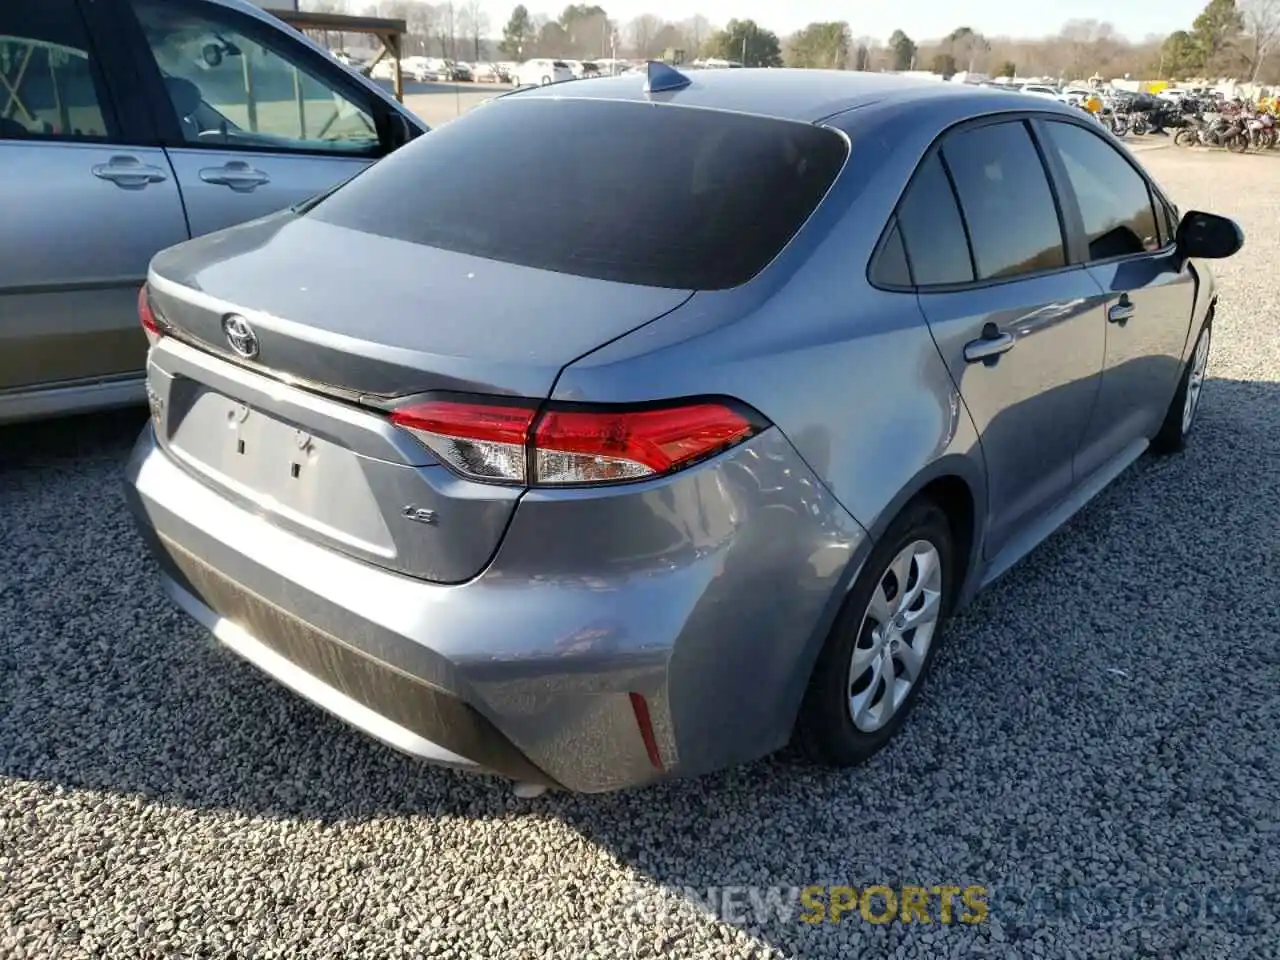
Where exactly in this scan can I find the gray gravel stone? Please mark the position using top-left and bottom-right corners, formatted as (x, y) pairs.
(1, 145), (1277, 959)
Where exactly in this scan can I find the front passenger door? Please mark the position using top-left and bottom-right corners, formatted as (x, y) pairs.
(122, 0), (387, 236)
(1036, 119), (1198, 480)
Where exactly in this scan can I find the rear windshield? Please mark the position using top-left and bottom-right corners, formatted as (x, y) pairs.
(305, 99), (848, 289)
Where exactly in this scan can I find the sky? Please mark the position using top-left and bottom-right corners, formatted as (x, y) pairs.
(484, 0), (1210, 43)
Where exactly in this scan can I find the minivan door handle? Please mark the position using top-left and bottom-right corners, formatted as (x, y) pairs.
(92, 155), (169, 188)
(199, 161), (271, 192)
(963, 323), (1016, 363)
(1108, 296), (1136, 324)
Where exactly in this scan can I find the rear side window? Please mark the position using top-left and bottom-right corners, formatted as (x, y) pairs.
(1039, 120), (1161, 259)
(942, 121), (1066, 280)
(306, 99), (848, 289)
(0, 0), (115, 141)
(870, 219), (911, 287)
(895, 154), (974, 286)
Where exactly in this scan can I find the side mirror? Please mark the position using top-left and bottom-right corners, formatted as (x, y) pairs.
(376, 109), (421, 154)
(1176, 210), (1244, 260)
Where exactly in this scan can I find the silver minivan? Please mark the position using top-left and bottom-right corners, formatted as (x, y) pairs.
(0, 0), (424, 424)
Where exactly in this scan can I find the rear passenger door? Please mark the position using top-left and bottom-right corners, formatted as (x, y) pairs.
(0, 0), (188, 399)
(893, 119), (1111, 560)
(1035, 119), (1198, 479)
(115, 0), (391, 237)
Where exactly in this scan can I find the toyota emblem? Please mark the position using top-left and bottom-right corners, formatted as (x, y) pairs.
(222, 314), (259, 359)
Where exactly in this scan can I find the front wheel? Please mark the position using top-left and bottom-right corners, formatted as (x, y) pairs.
(540, 75), (551, 85)
(1226, 133), (1249, 153)
(794, 498), (954, 767)
(1174, 128), (1197, 147)
(1152, 319), (1211, 455)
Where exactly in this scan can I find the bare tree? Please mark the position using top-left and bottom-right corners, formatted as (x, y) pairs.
(1242, 0), (1280, 80)
(404, 2), (438, 57)
(626, 14), (665, 58)
(679, 15), (714, 54)
(457, 0), (489, 61)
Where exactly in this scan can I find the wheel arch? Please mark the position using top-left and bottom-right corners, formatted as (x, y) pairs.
(779, 451), (988, 744)
(862, 455), (987, 613)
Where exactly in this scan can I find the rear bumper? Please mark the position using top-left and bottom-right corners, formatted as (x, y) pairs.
(125, 424), (868, 793)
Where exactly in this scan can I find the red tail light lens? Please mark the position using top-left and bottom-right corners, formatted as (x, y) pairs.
(138, 285), (163, 337)
(390, 400), (536, 483)
(533, 403), (757, 484)
(390, 397), (764, 487)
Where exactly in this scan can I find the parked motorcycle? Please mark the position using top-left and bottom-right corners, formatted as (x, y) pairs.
(1178, 114), (1249, 152)
(1245, 111), (1277, 149)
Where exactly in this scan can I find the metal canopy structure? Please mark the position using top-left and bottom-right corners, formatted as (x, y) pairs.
(265, 8), (407, 101)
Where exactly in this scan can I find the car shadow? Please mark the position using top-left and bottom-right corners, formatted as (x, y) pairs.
(2, 376), (1277, 954)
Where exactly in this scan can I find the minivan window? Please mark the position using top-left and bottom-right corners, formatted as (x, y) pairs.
(0, 0), (114, 141)
(306, 99), (848, 290)
(130, 0), (379, 155)
(942, 121), (1066, 281)
(895, 154), (974, 286)
(1040, 120), (1161, 260)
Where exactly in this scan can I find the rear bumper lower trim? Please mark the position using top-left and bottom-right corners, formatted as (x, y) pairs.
(165, 577), (482, 770)
(147, 527), (561, 788)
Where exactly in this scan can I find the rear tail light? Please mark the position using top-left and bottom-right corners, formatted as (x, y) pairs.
(138, 284), (164, 337)
(390, 396), (765, 487)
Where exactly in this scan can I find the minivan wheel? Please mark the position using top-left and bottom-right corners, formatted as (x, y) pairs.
(794, 498), (954, 767)
(1152, 318), (1212, 454)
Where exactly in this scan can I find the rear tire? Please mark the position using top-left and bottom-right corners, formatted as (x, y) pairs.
(1152, 318), (1212, 455)
(1226, 133), (1249, 153)
(794, 498), (954, 767)
(1174, 128), (1197, 147)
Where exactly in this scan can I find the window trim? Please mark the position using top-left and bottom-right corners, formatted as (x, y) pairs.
(867, 111), (1085, 295)
(108, 0), (394, 159)
(0, 0), (129, 144)
(1031, 115), (1177, 267)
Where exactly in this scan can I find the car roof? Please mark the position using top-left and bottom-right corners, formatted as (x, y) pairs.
(498, 67), (1083, 124)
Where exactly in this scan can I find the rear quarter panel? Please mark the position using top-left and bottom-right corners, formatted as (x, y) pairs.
(551, 97), (991, 549)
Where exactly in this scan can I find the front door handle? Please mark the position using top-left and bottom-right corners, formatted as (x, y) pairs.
(1108, 298), (1136, 324)
(92, 155), (168, 188)
(199, 161), (271, 192)
(964, 323), (1016, 363)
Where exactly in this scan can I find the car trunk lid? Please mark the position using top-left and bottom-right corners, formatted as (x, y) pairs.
(144, 213), (694, 583)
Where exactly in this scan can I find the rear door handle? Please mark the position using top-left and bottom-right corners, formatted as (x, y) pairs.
(964, 325), (1016, 363)
(1108, 300), (1136, 324)
(92, 155), (168, 188)
(199, 161), (271, 191)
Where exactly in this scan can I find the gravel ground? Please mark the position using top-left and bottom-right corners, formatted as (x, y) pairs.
(2, 145), (1278, 959)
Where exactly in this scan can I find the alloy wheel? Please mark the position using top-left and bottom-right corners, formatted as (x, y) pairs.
(847, 540), (943, 733)
(1182, 326), (1211, 435)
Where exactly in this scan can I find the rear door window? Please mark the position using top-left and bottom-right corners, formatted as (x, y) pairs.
(0, 0), (116, 141)
(307, 99), (848, 289)
(893, 153), (974, 286)
(941, 121), (1067, 280)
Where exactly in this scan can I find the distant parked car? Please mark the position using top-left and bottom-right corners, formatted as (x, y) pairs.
(515, 58), (573, 86)
(0, 0), (426, 424)
(472, 61), (504, 82)
(125, 67), (1241, 794)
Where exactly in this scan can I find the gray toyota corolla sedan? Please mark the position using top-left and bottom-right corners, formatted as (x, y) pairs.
(124, 65), (1243, 794)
